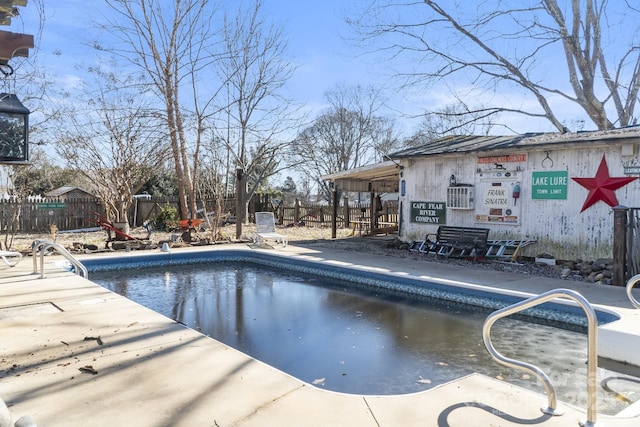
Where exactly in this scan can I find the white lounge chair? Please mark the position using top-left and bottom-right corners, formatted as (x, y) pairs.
(0, 250), (22, 267)
(254, 212), (288, 247)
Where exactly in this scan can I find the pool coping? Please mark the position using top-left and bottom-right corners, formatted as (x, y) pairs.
(0, 243), (639, 426)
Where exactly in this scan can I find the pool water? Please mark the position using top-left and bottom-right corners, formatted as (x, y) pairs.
(90, 261), (640, 413)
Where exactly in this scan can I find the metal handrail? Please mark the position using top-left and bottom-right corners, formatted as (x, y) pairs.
(32, 240), (88, 279)
(31, 240), (50, 274)
(482, 289), (600, 427)
(626, 274), (640, 309)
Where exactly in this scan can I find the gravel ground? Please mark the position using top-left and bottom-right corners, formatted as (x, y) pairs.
(4, 223), (576, 282)
(300, 235), (575, 281)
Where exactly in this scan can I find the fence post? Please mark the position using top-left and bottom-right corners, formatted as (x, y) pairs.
(613, 205), (628, 286)
(369, 191), (375, 233)
(278, 204), (284, 225)
(343, 196), (349, 228)
(331, 190), (338, 238)
(294, 198), (300, 223)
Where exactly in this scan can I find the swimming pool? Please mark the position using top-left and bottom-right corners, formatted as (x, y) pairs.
(82, 249), (638, 414)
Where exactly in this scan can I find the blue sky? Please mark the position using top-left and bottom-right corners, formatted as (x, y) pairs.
(13, 1), (612, 138)
(16, 1), (392, 125)
(262, 1), (386, 119)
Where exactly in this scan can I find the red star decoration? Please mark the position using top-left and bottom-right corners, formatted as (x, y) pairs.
(572, 155), (637, 212)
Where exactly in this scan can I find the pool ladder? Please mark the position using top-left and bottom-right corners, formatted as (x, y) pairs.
(32, 240), (88, 279)
(627, 274), (640, 309)
(483, 288), (600, 427)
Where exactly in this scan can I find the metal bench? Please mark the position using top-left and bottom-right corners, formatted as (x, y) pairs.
(418, 226), (490, 260)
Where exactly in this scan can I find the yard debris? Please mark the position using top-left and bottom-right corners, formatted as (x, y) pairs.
(83, 336), (103, 345)
(72, 242), (99, 252)
(416, 376), (431, 384)
(79, 365), (98, 375)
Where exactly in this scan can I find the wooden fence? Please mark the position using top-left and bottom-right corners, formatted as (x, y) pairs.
(277, 199), (399, 228)
(0, 198), (102, 233)
(0, 197), (398, 233)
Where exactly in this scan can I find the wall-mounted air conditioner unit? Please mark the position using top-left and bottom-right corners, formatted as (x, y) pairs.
(447, 186), (474, 209)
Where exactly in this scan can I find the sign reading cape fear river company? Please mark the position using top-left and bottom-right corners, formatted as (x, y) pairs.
(410, 201), (446, 224)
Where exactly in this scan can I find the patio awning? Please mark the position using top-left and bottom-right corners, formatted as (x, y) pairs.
(321, 161), (401, 193)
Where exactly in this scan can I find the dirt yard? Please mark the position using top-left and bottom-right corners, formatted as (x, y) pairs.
(2, 222), (579, 282)
(4, 223), (355, 254)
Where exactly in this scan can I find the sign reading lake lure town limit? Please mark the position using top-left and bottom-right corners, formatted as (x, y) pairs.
(410, 201), (446, 224)
(532, 171), (568, 200)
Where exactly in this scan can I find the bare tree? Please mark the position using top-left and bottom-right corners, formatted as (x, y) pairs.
(54, 71), (166, 224)
(293, 84), (401, 202)
(348, 1), (640, 131)
(101, 0), (222, 219)
(9, 150), (83, 196)
(405, 102), (497, 147)
(215, 0), (297, 237)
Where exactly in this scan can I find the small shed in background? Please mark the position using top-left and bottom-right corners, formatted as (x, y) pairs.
(45, 186), (96, 201)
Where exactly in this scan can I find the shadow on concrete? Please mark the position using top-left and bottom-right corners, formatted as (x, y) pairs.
(437, 401), (553, 426)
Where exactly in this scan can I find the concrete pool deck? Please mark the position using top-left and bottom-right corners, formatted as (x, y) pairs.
(0, 243), (638, 426)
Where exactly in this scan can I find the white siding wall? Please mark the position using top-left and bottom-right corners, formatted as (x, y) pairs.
(399, 144), (640, 260)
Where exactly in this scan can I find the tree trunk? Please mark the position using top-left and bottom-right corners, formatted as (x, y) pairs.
(235, 168), (245, 239)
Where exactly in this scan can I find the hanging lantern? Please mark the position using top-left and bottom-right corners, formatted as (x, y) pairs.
(0, 92), (29, 163)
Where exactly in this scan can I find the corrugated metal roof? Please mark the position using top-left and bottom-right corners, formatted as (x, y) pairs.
(45, 186), (92, 197)
(321, 161), (401, 192)
(390, 126), (640, 158)
(320, 126), (640, 192)
(321, 161), (399, 182)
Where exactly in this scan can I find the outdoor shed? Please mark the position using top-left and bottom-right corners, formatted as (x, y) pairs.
(45, 186), (96, 201)
(388, 127), (640, 262)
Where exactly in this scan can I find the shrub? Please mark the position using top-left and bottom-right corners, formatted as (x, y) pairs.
(155, 204), (178, 231)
